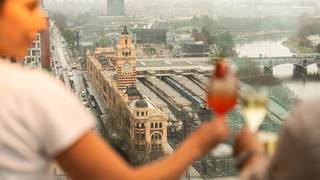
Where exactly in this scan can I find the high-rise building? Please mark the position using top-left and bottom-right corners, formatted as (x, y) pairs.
(107, 0), (125, 16)
(40, 10), (51, 69)
(23, 33), (42, 69)
(23, 0), (50, 70)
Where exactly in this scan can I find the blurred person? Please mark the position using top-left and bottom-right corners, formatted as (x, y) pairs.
(234, 101), (320, 180)
(0, 0), (232, 180)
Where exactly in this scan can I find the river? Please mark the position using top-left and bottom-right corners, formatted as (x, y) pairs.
(236, 36), (320, 101)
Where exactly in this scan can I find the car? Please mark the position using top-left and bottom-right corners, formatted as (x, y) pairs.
(89, 95), (95, 101)
(81, 90), (86, 97)
(91, 101), (96, 107)
(83, 101), (89, 107)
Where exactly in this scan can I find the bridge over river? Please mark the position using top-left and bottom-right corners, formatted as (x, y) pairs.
(245, 54), (320, 75)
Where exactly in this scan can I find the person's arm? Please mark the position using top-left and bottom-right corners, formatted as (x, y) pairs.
(56, 117), (229, 180)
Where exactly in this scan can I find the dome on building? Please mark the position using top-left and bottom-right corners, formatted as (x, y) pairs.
(125, 86), (141, 97)
(135, 99), (148, 108)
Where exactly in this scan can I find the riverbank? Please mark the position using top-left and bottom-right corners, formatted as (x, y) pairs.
(282, 39), (314, 54)
(234, 31), (295, 42)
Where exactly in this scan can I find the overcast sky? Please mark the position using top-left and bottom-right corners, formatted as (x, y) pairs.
(46, 0), (319, 18)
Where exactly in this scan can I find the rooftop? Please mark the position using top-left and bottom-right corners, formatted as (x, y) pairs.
(136, 57), (212, 71)
(128, 98), (156, 110)
(95, 47), (115, 54)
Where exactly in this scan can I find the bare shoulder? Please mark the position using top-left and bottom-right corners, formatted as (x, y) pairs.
(0, 62), (72, 101)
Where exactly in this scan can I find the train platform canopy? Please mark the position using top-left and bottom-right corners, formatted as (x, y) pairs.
(137, 80), (168, 109)
(136, 57), (213, 72)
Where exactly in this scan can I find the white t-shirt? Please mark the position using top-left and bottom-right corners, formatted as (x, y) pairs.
(0, 62), (95, 180)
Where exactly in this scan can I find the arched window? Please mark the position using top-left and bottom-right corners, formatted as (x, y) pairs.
(151, 133), (162, 140)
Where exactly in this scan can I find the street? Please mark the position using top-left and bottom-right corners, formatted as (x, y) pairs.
(50, 24), (108, 137)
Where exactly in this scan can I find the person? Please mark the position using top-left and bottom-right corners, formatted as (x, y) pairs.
(234, 101), (320, 180)
(0, 0), (232, 179)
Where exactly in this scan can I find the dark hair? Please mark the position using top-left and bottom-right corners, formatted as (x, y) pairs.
(0, 0), (4, 9)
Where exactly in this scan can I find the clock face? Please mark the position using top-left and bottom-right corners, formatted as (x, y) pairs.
(123, 63), (132, 71)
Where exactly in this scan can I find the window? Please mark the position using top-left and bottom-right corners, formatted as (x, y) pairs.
(141, 112), (145, 116)
(125, 39), (128, 45)
(136, 122), (145, 129)
(135, 144), (145, 151)
(155, 123), (158, 128)
(32, 50), (37, 56)
(151, 123), (154, 128)
(151, 133), (162, 140)
(159, 123), (162, 128)
(135, 132), (146, 140)
(140, 132), (146, 140)
(151, 144), (162, 152)
(136, 111), (139, 116)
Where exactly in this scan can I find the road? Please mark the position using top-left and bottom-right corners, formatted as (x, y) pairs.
(50, 24), (107, 136)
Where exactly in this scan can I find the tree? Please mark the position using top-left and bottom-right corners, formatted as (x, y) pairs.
(95, 37), (113, 47)
(193, 32), (209, 48)
(61, 28), (78, 54)
(192, 28), (199, 36)
(214, 32), (235, 57)
(201, 27), (210, 42)
(52, 12), (67, 30)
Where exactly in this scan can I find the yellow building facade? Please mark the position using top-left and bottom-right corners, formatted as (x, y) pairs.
(87, 27), (168, 163)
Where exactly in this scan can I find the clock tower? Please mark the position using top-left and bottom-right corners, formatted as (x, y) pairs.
(115, 26), (137, 90)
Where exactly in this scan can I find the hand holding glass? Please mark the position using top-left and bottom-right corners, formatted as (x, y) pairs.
(207, 60), (237, 116)
(241, 90), (268, 132)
